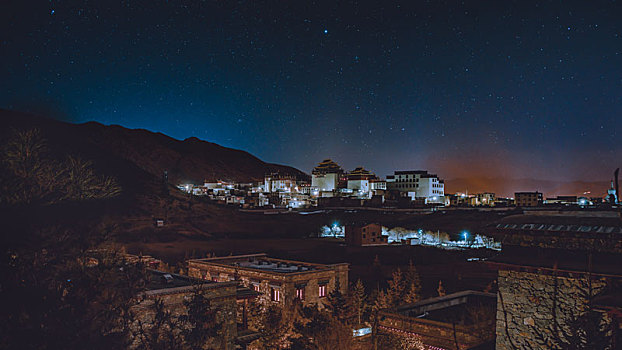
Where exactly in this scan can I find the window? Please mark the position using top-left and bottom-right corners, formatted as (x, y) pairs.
(271, 288), (281, 302)
(296, 287), (305, 300)
(253, 284), (260, 292)
(319, 285), (327, 298)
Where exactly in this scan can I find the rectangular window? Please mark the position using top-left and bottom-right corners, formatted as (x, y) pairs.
(296, 287), (305, 300)
(253, 284), (260, 292)
(318, 285), (326, 298)
(271, 288), (281, 302)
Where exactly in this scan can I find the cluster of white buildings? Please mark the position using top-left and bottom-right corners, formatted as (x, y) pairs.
(178, 158), (448, 208)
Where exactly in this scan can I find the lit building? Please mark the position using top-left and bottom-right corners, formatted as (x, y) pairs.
(476, 192), (496, 206)
(347, 167), (377, 198)
(514, 191), (543, 207)
(544, 195), (578, 205)
(311, 159), (344, 195)
(386, 170), (445, 203)
(370, 179), (386, 192)
(264, 173), (298, 193)
(187, 254), (349, 309)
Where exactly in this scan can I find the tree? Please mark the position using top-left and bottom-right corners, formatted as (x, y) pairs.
(249, 303), (291, 349)
(325, 277), (351, 323)
(134, 298), (184, 350)
(350, 279), (368, 326)
(179, 286), (223, 350)
(1, 128), (121, 205)
(404, 260), (422, 304)
(386, 268), (405, 307)
(293, 306), (353, 350)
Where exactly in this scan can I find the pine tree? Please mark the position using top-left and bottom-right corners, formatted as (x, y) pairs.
(404, 260), (422, 304)
(386, 268), (405, 307)
(325, 277), (351, 323)
(373, 290), (391, 311)
(404, 282), (421, 304)
(350, 279), (368, 326)
(437, 280), (446, 297)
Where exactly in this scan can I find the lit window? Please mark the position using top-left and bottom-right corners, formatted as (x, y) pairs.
(253, 284), (260, 292)
(271, 288), (281, 302)
(319, 285), (327, 298)
(296, 287), (305, 300)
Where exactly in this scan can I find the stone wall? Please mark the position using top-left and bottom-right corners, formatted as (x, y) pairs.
(379, 312), (494, 349)
(496, 269), (608, 349)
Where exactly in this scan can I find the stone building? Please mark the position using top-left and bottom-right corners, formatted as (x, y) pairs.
(487, 211), (622, 349)
(378, 290), (497, 349)
(345, 223), (388, 246)
(131, 270), (259, 350)
(514, 191), (543, 207)
(187, 253), (349, 309)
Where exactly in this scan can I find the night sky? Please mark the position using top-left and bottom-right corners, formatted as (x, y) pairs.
(2, 0), (621, 185)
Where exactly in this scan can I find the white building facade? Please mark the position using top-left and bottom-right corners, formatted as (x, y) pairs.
(386, 170), (445, 203)
(311, 159), (344, 195)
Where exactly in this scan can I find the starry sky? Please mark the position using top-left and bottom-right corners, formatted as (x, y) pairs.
(1, 0), (621, 188)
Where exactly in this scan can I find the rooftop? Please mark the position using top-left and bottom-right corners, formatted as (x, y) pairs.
(189, 253), (346, 274)
(348, 167), (377, 180)
(394, 170), (429, 175)
(492, 211), (622, 233)
(389, 290), (496, 326)
(145, 269), (259, 299)
(145, 269), (210, 291)
(312, 159), (344, 175)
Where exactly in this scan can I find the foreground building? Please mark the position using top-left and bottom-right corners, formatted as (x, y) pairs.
(187, 254), (349, 308)
(487, 211), (622, 349)
(378, 290), (496, 349)
(131, 270), (259, 350)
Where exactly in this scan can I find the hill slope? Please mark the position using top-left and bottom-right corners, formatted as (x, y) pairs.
(0, 109), (308, 186)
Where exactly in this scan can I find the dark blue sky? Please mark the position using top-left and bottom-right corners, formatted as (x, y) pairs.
(2, 0), (621, 182)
